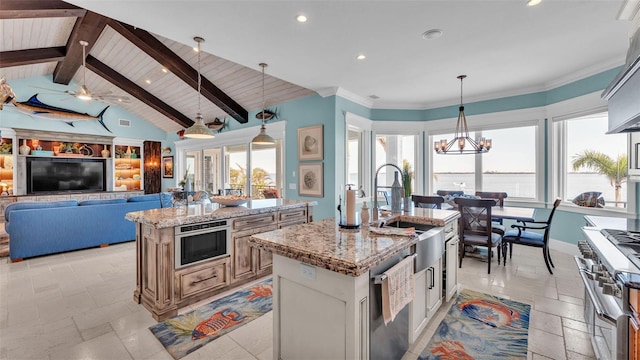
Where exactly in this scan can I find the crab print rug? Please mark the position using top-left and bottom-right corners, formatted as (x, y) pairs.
(149, 278), (272, 360)
(419, 289), (530, 359)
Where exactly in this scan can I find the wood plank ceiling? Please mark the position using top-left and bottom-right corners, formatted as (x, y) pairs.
(0, 0), (315, 133)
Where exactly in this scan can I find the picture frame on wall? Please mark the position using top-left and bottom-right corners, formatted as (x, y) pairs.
(298, 162), (323, 197)
(298, 125), (323, 161)
(162, 156), (174, 178)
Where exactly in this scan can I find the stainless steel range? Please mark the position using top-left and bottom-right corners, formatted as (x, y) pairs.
(576, 227), (640, 360)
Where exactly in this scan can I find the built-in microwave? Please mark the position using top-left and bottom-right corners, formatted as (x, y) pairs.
(174, 220), (231, 269)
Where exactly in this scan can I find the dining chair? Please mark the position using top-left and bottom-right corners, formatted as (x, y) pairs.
(475, 191), (508, 235)
(411, 195), (445, 209)
(502, 198), (561, 274)
(454, 197), (503, 274)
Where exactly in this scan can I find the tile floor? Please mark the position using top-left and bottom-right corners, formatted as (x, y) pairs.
(0, 241), (592, 360)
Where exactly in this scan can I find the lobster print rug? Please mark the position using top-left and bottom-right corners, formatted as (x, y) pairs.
(149, 277), (272, 360)
(419, 289), (530, 359)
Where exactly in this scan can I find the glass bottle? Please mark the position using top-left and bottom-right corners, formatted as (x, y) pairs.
(391, 171), (402, 213)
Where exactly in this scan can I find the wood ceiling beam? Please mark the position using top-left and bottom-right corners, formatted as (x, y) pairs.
(0, 47), (66, 68)
(52, 11), (108, 84)
(86, 55), (194, 129)
(0, 0), (86, 19)
(109, 21), (249, 124)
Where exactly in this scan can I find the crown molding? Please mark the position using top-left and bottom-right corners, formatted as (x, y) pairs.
(316, 86), (374, 108)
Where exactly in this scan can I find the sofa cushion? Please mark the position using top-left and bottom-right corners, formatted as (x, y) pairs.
(128, 194), (160, 202)
(5, 200), (78, 222)
(160, 192), (173, 208)
(79, 198), (127, 206)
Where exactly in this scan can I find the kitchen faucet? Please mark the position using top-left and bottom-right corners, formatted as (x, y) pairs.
(372, 163), (404, 221)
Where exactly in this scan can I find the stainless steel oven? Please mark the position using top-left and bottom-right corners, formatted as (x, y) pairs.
(576, 227), (638, 360)
(175, 220), (231, 269)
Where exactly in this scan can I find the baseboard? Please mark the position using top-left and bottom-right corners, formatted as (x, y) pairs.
(549, 238), (579, 256)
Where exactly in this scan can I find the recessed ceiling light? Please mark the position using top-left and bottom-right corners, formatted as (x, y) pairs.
(161, 68), (168, 73)
(356, 54), (366, 60)
(369, 95), (380, 100)
(422, 29), (443, 40)
(296, 14), (307, 23)
(145, 79), (151, 84)
(527, 0), (542, 6)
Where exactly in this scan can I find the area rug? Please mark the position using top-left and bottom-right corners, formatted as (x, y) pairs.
(419, 289), (531, 359)
(149, 278), (272, 360)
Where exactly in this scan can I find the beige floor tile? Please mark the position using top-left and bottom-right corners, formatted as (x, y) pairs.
(49, 331), (133, 360)
(256, 346), (274, 360)
(563, 327), (596, 357)
(529, 309), (563, 336)
(533, 296), (586, 322)
(566, 350), (597, 360)
(562, 318), (589, 333)
(528, 328), (567, 360)
(227, 313), (273, 357)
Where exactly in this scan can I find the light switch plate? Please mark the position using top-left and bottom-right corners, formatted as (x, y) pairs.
(289, 183), (296, 190)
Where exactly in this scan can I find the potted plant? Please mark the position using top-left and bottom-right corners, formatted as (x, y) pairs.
(402, 160), (413, 209)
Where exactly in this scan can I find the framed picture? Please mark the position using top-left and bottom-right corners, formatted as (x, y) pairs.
(162, 156), (174, 178)
(298, 125), (323, 161)
(298, 162), (323, 197)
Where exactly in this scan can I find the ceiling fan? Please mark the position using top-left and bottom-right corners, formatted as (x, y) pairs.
(65, 40), (131, 104)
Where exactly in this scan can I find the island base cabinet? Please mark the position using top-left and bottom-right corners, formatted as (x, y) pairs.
(176, 257), (230, 302)
(232, 224), (277, 283)
(409, 259), (442, 344)
(272, 254), (370, 360)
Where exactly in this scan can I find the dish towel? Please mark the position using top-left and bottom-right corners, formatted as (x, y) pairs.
(381, 255), (415, 325)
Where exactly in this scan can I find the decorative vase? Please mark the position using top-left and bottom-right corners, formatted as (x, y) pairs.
(101, 145), (110, 158)
(184, 180), (192, 193)
(360, 201), (370, 225)
(403, 197), (412, 212)
(131, 149), (137, 159)
(391, 171), (403, 213)
(19, 140), (30, 156)
(125, 146), (132, 158)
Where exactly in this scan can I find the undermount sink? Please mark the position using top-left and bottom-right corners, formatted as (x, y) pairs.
(382, 221), (444, 272)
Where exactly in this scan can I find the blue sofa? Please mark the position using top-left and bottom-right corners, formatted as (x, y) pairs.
(5, 193), (171, 261)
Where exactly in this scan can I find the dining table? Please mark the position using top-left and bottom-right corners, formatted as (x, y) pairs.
(491, 206), (536, 222)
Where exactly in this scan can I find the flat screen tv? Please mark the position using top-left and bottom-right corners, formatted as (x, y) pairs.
(27, 157), (106, 194)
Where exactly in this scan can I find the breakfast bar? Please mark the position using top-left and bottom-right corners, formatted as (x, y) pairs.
(249, 208), (460, 360)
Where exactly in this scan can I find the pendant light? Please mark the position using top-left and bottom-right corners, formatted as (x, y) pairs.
(184, 36), (215, 139)
(433, 75), (492, 154)
(251, 63), (275, 145)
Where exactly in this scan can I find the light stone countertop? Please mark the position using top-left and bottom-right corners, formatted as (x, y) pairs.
(249, 208), (460, 276)
(125, 199), (316, 229)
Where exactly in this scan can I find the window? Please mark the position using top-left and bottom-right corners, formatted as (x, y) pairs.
(555, 111), (628, 209)
(250, 141), (281, 198)
(375, 134), (416, 202)
(347, 129), (361, 188)
(431, 125), (538, 199)
(225, 144), (248, 195)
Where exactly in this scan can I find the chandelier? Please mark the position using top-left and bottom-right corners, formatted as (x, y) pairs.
(434, 75), (491, 154)
(184, 36), (215, 139)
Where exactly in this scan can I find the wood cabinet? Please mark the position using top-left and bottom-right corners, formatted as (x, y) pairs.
(444, 219), (460, 301)
(231, 212), (277, 282)
(631, 288), (640, 360)
(134, 205), (312, 321)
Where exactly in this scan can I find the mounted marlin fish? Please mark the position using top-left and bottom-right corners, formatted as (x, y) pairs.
(8, 94), (111, 132)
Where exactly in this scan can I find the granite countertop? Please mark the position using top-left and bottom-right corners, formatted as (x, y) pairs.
(249, 208), (459, 277)
(125, 199), (316, 229)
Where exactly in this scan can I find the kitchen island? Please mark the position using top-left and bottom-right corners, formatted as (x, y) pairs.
(125, 199), (315, 321)
(249, 208), (459, 360)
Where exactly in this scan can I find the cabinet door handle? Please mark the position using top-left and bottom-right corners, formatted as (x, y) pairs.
(427, 267), (434, 290)
(192, 275), (217, 284)
(244, 218), (270, 226)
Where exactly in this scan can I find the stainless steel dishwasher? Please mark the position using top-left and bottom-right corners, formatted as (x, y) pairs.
(369, 247), (412, 360)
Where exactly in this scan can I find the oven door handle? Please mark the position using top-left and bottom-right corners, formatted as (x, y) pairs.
(578, 269), (617, 326)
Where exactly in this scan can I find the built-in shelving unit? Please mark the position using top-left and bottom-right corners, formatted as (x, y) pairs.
(0, 136), (13, 195)
(113, 138), (143, 191)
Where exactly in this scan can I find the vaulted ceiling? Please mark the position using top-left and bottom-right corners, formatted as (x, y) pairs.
(0, 0), (315, 133)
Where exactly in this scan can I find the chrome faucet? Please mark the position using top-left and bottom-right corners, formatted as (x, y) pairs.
(372, 163), (404, 221)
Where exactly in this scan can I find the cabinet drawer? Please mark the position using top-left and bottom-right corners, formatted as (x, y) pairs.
(233, 213), (277, 230)
(444, 220), (458, 240)
(279, 208), (307, 223)
(176, 258), (229, 300)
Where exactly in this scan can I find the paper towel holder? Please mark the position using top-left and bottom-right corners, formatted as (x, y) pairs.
(339, 184), (361, 230)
